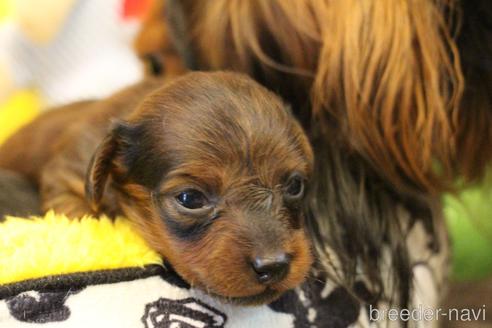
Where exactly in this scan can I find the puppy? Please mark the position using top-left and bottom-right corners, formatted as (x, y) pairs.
(0, 72), (314, 304)
(133, 0), (188, 76)
(133, 0), (492, 312)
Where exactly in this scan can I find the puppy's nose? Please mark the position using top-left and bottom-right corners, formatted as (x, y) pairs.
(252, 253), (290, 284)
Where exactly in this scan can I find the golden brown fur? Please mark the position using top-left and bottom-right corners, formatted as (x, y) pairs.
(0, 79), (165, 215)
(0, 72), (314, 304)
(134, 0), (492, 312)
(140, 0), (491, 193)
(134, 0), (188, 76)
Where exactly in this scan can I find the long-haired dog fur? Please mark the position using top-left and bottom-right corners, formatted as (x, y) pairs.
(0, 72), (314, 304)
(133, 0), (492, 314)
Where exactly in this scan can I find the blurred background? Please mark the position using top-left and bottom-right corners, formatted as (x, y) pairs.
(0, 0), (146, 143)
(0, 0), (490, 326)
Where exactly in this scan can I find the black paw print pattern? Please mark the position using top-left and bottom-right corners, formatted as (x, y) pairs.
(6, 288), (84, 323)
(142, 297), (227, 328)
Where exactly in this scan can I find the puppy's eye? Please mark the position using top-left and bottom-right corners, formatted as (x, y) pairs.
(176, 189), (208, 209)
(144, 54), (164, 75)
(284, 174), (304, 200)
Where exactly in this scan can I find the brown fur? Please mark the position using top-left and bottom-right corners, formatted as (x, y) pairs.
(133, 0), (188, 76)
(0, 72), (314, 304)
(141, 0), (492, 193)
(134, 0), (492, 313)
(0, 79), (164, 216)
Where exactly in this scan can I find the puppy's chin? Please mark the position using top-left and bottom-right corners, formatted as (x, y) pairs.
(176, 256), (312, 306)
(187, 276), (292, 306)
(166, 265), (285, 305)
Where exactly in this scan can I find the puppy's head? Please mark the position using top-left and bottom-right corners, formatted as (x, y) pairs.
(86, 72), (314, 304)
(133, 0), (187, 77)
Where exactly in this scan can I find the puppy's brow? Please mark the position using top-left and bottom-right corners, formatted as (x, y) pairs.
(160, 171), (220, 193)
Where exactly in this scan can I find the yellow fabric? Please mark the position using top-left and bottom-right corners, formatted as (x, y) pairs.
(0, 90), (41, 144)
(0, 0), (12, 21)
(0, 211), (162, 285)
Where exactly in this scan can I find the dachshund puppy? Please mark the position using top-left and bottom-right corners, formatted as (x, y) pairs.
(130, 0), (492, 315)
(133, 0), (188, 76)
(0, 72), (314, 304)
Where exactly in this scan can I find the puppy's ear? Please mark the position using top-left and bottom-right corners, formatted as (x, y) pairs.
(85, 122), (131, 212)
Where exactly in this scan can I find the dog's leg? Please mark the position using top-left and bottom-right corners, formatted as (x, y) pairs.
(40, 158), (93, 218)
(39, 126), (117, 218)
(40, 144), (95, 218)
(0, 169), (41, 219)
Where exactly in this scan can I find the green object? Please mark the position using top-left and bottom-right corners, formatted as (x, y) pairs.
(444, 179), (492, 281)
